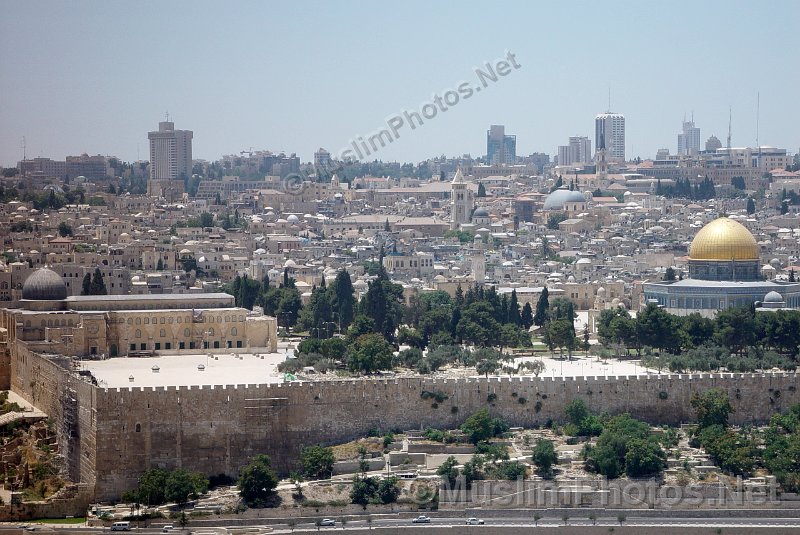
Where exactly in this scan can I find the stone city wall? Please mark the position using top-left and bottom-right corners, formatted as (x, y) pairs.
(10, 344), (98, 487)
(5, 346), (799, 502)
(90, 372), (798, 501)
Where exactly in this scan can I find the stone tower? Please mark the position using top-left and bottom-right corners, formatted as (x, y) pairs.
(450, 168), (472, 230)
(471, 247), (485, 285)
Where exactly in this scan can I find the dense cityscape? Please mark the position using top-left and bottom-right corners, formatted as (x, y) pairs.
(1, 1), (799, 534)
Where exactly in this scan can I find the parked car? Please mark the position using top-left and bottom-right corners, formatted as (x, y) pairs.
(412, 515), (431, 523)
(466, 517), (485, 525)
(110, 522), (131, 531)
(161, 525), (174, 532)
(318, 518), (336, 526)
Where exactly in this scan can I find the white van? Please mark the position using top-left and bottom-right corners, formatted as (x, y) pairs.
(111, 522), (131, 531)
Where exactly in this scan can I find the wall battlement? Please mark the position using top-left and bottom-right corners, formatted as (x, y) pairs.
(99, 372), (797, 394)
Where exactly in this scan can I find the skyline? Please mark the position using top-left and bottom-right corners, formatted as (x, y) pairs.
(1, 0), (799, 166)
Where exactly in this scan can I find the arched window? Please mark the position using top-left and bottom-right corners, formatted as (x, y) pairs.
(184, 328), (190, 337)
(135, 329), (141, 338)
(231, 327), (237, 336)
(160, 329), (166, 337)
(135, 423), (141, 433)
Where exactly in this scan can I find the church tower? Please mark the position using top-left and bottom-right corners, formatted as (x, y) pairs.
(595, 132), (608, 179)
(450, 168), (472, 230)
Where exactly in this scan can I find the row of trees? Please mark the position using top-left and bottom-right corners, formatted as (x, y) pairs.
(598, 304), (800, 359)
(80, 268), (107, 296)
(656, 176), (716, 200)
(690, 389), (800, 491)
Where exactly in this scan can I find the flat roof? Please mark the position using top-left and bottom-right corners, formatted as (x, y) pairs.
(65, 293), (232, 302)
(82, 352), (290, 388)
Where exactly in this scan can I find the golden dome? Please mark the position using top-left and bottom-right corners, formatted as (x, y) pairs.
(689, 217), (759, 261)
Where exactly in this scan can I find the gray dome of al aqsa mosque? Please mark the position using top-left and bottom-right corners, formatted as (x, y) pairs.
(22, 268), (68, 301)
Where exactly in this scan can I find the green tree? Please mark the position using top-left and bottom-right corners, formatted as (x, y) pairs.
(457, 301), (500, 347)
(531, 439), (558, 477)
(81, 272), (92, 296)
(238, 454), (278, 506)
(477, 182), (486, 197)
(714, 307), (756, 356)
(547, 319), (577, 358)
(436, 456), (460, 486)
(300, 445), (335, 479)
(663, 267), (676, 281)
(636, 303), (681, 354)
(57, 221), (73, 237)
(346, 333), (394, 374)
(133, 468), (168, 506)
(165, 468), (207, 507)
(332, 270), (356, 330)
(521, 302), (534, 329)
(690, 388), (734, 429)
(156, 258), (164, 271)
(90, 268), (107, 295)
(624, 438), (667, 477)
(746, 197), (756, 214)
(276, 289), (303, 328)
(460, 408), (507, 444)
(533, 288), (549, 326)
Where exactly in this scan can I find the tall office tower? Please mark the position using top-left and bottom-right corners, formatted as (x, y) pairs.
(595, 113), (625, 162)
(314, 148), (332, 171)
(558, 136), (591, 166)
(677, 118), (701, 156)
(147, 121), (192, 200)
(486, 125), (516, 165)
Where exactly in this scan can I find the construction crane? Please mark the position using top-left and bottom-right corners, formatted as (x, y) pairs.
(240, 147), (255, 157)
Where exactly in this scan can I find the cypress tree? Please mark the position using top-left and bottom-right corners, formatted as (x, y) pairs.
(81, 273), (91, 296)
(534, 287), (550, 327)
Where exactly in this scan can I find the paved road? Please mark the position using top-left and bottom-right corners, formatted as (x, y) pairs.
(14, 514), (800, 533)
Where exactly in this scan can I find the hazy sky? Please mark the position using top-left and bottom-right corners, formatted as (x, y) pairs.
(1, 0), (798, 166)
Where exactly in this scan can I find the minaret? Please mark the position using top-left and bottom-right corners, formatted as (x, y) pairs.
(472, 251), (485, 285)
(450, 168), (471, 230)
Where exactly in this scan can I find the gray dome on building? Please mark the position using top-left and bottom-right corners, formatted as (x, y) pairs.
(472, 207), (489, 218)
(763, 291), (783, 303)
(543, 188), (585, 210)
(22, 268), (68, 301)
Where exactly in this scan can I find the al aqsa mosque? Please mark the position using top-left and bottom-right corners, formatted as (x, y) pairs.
(643, 217), (800, 317)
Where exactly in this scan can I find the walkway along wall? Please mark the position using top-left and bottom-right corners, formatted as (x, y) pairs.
(8, 347), (799, 501)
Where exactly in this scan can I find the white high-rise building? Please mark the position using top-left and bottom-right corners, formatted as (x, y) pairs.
(595, 113), (625, 162)
(678, 118), (701, 156)
(148, 121), (193, 181)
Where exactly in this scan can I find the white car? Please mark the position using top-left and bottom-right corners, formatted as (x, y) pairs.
(412, 515), (431, 523)
(466, 517), (485, 525)
(319, 518), (336, 526)
(161, 525), (174, 533)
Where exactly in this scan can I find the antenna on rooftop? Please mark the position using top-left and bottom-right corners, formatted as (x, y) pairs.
(756, 91), (760, 153)
(726, 106), (732, 150)
(21, 136), (26, 160)
(165, 111), (170, 122)
(607, 87), (611, 113)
